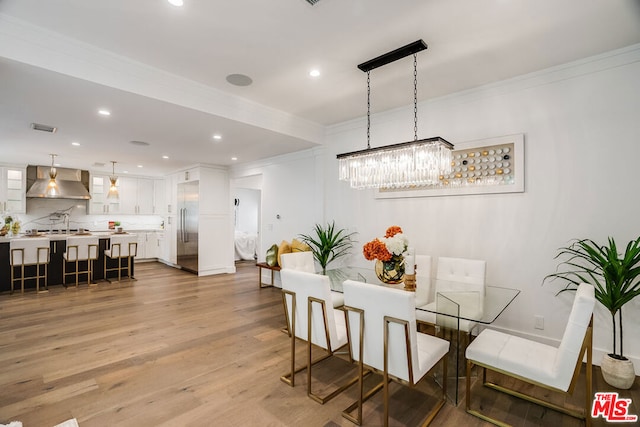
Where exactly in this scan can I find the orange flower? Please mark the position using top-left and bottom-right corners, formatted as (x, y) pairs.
(363, 238), (392, 261)
(385, 226), (403, 238)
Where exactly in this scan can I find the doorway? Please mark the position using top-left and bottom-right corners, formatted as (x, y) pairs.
(231, 175), (262, 263)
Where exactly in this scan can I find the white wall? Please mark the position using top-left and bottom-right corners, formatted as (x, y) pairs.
(233, 188), (260, 234)
(231, 44), (640, 372)
(232, 150), (324, 263)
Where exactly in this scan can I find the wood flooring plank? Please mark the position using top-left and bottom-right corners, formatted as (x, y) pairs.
(0, 261), (637, 427)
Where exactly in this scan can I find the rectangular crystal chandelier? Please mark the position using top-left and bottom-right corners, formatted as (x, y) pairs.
(337, 40), (454, 189)
(338, 137), (453, 189)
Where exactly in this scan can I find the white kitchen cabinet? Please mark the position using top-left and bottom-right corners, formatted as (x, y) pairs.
(88, 175), (120, 214)
(0, 167), (26, 214)
(90, 175), (156, 215)
(136, 178), (155, 214)
(145, 231), (159, 259)
(117, 177), (154, 214)
(165, 174), (177, 215)
(161, 216), (177, 264)
(153, 179), (166, 215)
(176, 167), (199, 184)
(134, 232), (147, 260)
(132, 232), (160, 261)
(117, 177), (137, 214)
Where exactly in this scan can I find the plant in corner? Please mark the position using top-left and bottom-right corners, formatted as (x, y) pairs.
(544, 236), (640, 389)
(299, 221), (356, 274)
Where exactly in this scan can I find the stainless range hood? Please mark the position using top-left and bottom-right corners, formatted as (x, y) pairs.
(26, 165), (91, 200)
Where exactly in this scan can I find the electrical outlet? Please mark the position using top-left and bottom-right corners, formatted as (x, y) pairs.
(534, 315), (544, 330)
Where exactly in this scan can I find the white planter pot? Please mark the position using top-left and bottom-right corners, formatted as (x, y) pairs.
(601, 354), (636, 389)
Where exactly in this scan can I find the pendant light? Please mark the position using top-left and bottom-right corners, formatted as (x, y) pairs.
(107, 161), (119, 200)
(337, 40), (454, 189)
(45, 154), (59, 197)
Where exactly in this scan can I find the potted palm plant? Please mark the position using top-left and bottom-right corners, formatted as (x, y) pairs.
(299, 221), (356, 274)
(545, 237), (640, 389)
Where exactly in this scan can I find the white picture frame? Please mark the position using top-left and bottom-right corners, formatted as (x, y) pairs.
(375, 133), (525, 199)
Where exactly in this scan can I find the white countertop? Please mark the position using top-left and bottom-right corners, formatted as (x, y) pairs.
(0, 229), (164, 242)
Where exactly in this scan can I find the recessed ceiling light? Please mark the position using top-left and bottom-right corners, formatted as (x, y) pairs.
(213, 134), (222, 140)
(231, 157), (238, 161)
(309, 69), (320, 77)
(168, 0), (183, 6)
(98, 109), (111, 116)
(226, 74), (253, 87)
(71, 142), (80, 146)
(162, 155), (169, 159)
(137, 165), (143, 168)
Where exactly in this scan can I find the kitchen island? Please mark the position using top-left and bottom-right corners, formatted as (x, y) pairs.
(0, 232), (137, 292)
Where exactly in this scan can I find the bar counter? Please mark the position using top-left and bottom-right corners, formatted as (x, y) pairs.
(0, 232), (136, 293)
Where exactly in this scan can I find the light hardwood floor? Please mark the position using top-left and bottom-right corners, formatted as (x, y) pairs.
(1, 261), (638, 426)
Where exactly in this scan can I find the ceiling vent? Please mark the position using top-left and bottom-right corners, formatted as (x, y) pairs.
(305, 0), (321, 5)
(30, 122), (57, 133)
(130, 140), (150, 146)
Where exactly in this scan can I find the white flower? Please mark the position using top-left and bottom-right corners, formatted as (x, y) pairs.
(384, 233), (407, 256)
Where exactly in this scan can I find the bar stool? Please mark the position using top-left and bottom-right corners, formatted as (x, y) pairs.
(63, 235), (99, 287)
(104, 234), (137, 282)
(10, 237), (51, 294)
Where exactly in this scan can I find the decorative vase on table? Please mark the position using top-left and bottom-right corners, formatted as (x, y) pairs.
(375, 255), (405, 284)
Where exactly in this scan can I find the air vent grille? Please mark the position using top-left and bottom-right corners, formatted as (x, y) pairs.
(31, 123), (57, 133)
(305, 0), (320, 4)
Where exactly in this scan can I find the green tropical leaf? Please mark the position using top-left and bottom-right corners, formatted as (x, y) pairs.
(299, 221), (356, 273)
(543, 236), (640, 358)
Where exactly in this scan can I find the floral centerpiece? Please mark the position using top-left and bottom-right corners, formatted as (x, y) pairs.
(363, 226), (408, 284)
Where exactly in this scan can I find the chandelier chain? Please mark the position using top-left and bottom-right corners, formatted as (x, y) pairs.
(413, 54), (418, 141)
(367, 70), (371, 150)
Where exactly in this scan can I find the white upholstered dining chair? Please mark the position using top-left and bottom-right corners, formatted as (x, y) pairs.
(279, 251), (315, 272)
(9, 237), (50, 293)
(342, 279), (449, 426)
(465, 283), (595, 426)
(415, 257), (486, 334)
(280, 251), (344, 308)
(280, 268), (358, 404)
(414, 254), (432, 307)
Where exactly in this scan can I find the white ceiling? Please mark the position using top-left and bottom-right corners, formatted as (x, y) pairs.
(1, 0), (639, 176)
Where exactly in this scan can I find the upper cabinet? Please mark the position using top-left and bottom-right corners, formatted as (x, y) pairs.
(118, 177), (155, 215)
(88, 175), (120, 214)
(176, 167), (199, 184)
(89, 175), (159, 215)
(0, 167), (26, 214)
(153, 179), (166, 216)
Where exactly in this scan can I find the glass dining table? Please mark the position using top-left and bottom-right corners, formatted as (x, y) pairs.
(324, 266), (521, 403)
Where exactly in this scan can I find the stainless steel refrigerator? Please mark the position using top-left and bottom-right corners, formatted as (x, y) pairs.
(177, 181), (199, 274)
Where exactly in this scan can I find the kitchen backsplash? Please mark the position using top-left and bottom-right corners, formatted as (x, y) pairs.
(14, 199), (163, 232)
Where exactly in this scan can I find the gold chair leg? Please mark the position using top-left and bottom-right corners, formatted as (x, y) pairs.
(465, 361), (589, 427)
(89, 260), (96, 286)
